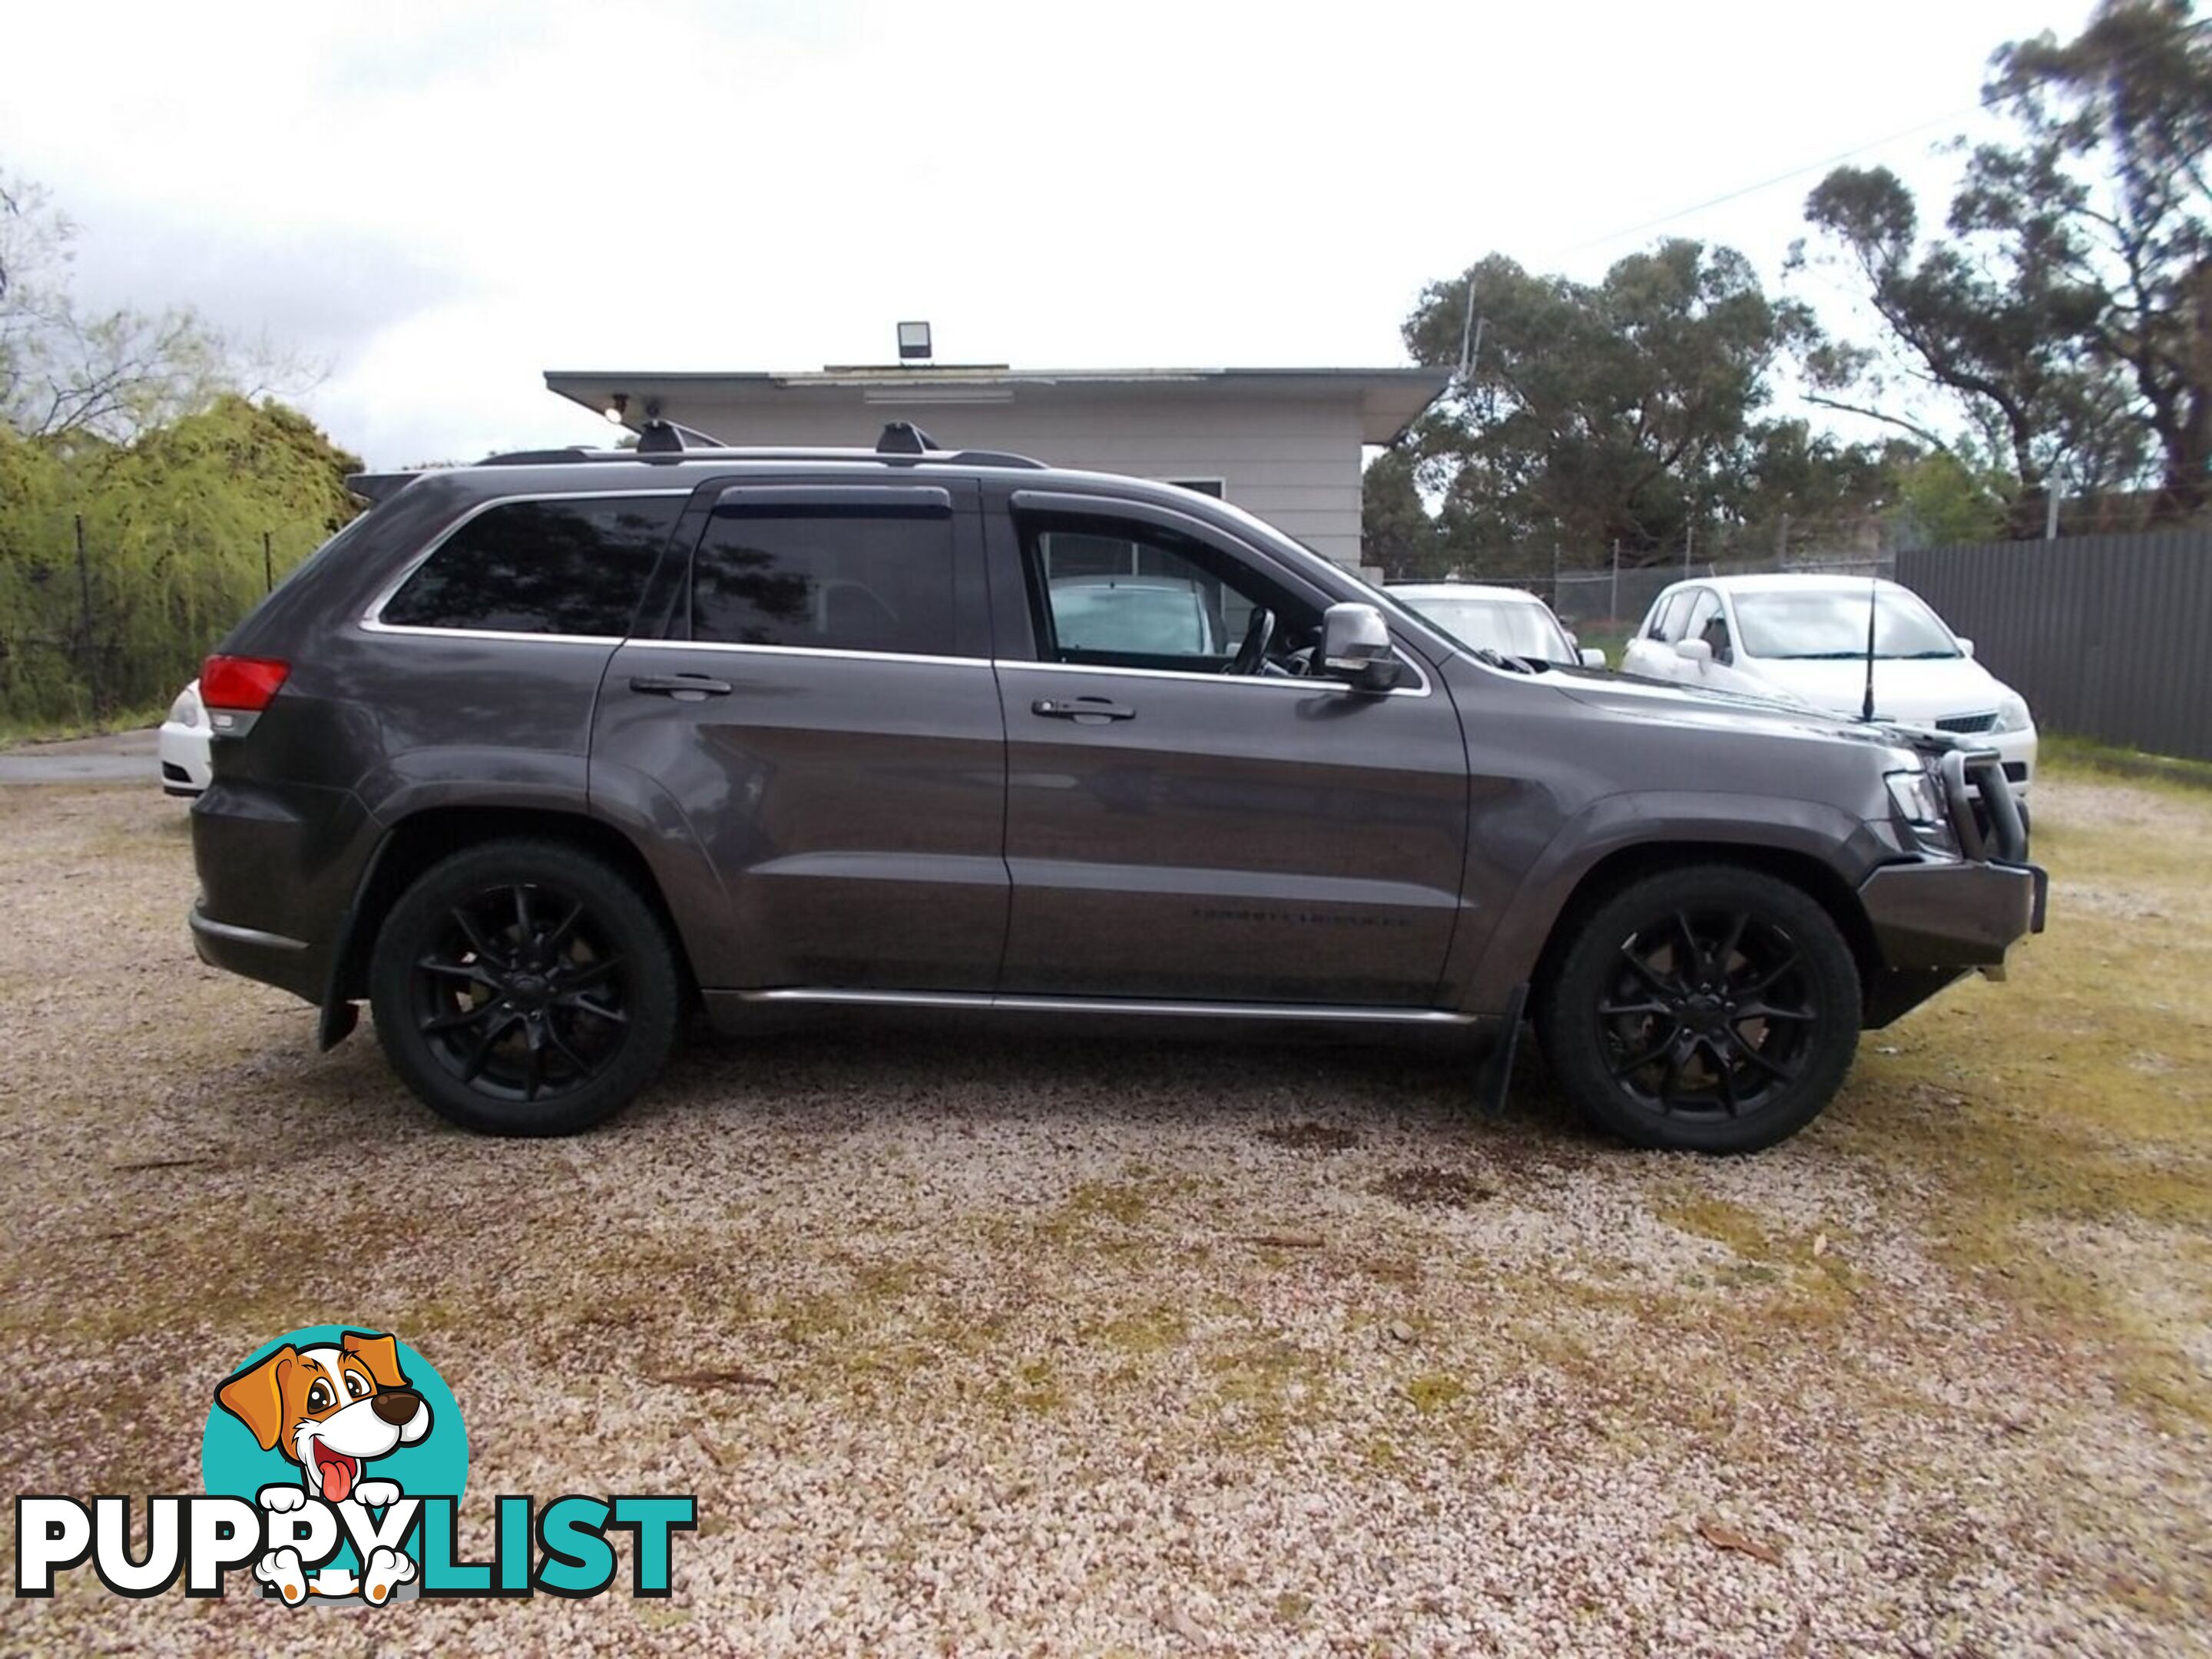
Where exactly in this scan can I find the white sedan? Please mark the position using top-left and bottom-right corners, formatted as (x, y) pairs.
(1621, 575), (2036, 795)
(1389, 582), (1607, 668)
(158, 679), (212, 798)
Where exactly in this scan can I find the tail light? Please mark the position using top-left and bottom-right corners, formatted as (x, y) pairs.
(200, 655), (290, 728)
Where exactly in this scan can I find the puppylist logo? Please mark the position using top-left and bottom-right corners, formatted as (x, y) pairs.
(14, 1326), (694, 1605)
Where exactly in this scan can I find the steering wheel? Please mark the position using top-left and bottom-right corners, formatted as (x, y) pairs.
(1227, 606), (1277, 676)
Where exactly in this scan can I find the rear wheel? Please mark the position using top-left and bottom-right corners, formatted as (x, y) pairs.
(1536, 866), (1860, 1154)
(369, 839), (680, 1135)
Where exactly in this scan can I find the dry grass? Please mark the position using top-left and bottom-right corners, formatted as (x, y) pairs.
(0, 772), (2206, 1655)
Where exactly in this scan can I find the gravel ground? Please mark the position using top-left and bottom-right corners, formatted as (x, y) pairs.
(0, 777), (2207, 1656)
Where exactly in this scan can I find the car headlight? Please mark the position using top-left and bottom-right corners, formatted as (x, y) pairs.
(1886, 767), (1959, 856)
(166, 688), (198, 727)
(1991, 692), (2032, 733)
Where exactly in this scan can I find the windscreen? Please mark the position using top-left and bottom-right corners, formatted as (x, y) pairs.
(1402, 597), (1573, 661)
(1732, 590), (1959, 660)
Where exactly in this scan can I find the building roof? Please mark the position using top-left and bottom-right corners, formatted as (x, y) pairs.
(544, 365), (1451, 446)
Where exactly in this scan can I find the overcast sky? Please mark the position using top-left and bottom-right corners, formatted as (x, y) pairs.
(3, 0), (2091, 468)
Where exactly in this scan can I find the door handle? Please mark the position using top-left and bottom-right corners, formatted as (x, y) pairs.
(630, 674), (733, 699)
(1031, 696), (1135, 723)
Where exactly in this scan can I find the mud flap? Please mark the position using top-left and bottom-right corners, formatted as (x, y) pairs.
(318, 998), (359, 1051)
(1473, 982), (1529, 1117)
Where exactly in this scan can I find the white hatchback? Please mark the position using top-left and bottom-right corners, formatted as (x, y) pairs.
(1621, 575), (2036, 796)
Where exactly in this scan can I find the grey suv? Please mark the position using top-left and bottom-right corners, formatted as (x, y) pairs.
(189, 427), (2045, 1152)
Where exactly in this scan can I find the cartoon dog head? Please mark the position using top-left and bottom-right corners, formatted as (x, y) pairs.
(216, 1330), (432, 1503)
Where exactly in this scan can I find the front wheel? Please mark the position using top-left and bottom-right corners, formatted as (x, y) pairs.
(1535, 866), (1861, 1154)
(369, 839), (681, 1136)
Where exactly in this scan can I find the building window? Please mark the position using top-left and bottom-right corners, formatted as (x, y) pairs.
(1159, 478), (1225, 499)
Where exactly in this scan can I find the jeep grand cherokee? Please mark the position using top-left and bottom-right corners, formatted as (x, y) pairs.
(188, 426), (2045, 1153)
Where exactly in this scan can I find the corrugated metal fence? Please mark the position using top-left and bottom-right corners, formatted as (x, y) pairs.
(1896, 528), (2212, 763)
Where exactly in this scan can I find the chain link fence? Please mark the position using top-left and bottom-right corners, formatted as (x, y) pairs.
(1406, 511), (1906, 639)
(1427, 549), (1896, 639)
(1546, 553), (1894, 634)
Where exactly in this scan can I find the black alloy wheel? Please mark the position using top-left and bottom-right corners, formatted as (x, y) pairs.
(1601, 907), (1816, 1118)
(370, 839), (680, 1135)
(1538, 866), (1860, 1154)
(410, 879), (629, 1104)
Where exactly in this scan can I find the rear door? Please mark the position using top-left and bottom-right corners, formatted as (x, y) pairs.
(984, 487), (1469, 1006)
(589, 476), (1008, 992)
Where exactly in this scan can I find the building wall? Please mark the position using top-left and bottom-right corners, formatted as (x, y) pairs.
(660, 392), (1369, 566)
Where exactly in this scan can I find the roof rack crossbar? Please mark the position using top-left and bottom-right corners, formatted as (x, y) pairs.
(876, 420), (935, 455)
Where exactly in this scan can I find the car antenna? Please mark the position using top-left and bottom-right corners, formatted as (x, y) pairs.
(1859, 575), (1879, 722)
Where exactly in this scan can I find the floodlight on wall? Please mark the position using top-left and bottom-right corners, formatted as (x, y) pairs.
(897, 321), (932, 362)
(604, 392), (630, 426)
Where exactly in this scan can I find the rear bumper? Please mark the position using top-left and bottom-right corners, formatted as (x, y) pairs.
(188, 777), (374, 1008)
(157, 720), (212, 790)
(1859, 856), (2047, 970)
(189, 906), (321, 1002)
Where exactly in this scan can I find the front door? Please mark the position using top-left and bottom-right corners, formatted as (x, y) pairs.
(591, 478), (1008, 992)
(988, 495), (1469, 1005)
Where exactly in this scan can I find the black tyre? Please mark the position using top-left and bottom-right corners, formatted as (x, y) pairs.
(1535, 865), (1860, 1154)
(369, 839), (681, 1136)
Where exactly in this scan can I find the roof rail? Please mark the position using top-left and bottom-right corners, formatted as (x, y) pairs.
(471, 440), (1051, 472)
(478, 448), (598, 467)
(943, 449), (1047, 469)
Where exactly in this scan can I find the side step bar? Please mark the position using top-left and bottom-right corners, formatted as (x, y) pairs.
(734, 988), (1482, 1027)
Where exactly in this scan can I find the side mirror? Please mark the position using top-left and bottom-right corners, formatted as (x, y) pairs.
(1320, 602), (1402, 692)
(1579, 647), (1607, 669)
(1956, 637), (1975, 659)
(1674, 637), (1714, 667)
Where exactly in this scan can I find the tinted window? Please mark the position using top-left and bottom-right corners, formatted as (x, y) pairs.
(382, 496), (680, 636)
(691, 508), (956, 655)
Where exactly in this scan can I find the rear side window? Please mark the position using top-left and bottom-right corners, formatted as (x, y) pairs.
(690, 508), (957, 655)
(379, 495), (683, 637)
